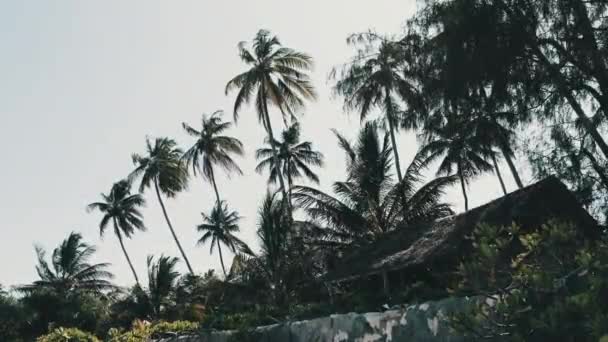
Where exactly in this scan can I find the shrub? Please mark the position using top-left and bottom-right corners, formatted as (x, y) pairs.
(449, 221), (608, 341)
(106, 319), (199, 342)
(36, 327), (100, 342)
(150, 320), (199, 337)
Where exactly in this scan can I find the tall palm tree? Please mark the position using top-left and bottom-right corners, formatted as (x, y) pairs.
(182, 110), (244, 206)
(87, 180), (145, 286)
(196, 201), (250, 278)
(130, 137), (194, 275)
(293, 122), (455, 249)
(146, 254), (180, 318)
(225, 29), (317, 203)
(19, 232), (114, 295)
(420, 115), (494, 211)
(334, 35), (421, 184)
(255, 122), (324, 194)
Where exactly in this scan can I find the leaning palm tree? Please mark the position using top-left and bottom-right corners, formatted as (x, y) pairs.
(293, 122), (455, 249)
(420, 115), (494, 211)
(130, 137), (194, 275)
(255, 122), (324, 194)
(225, 29), (317, 203)
(146, 254), (180, 318)
(88, 180), (146, 286)
(182, 110), (244, 205)
(196, 201), (250, 278)
(19, 232), (114, 295)
(334, 34), (421, 184)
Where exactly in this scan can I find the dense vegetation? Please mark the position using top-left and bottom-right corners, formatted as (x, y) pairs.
(3, 0), (608, 340)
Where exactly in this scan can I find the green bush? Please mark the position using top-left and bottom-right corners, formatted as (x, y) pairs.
(449, 221), (608, 341)
(36, 327), (100, 342)
(200, 305), (284, 330)
(150, 320), (199, 336)
(106, 320), (199, 342)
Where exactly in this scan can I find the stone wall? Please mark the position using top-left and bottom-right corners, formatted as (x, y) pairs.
(156, 296), (480, 342)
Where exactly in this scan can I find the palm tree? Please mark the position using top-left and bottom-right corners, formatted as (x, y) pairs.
(87, 180), (145, 286)
(196, 201), (250, 278)
(293, 122), (455, 249)
(182, 110), (244, 206)
(130, 137), (194, 275)
(19, 232), (114, 295)
(334, 35), (421, 185)
(225, 29), (317, 203)
(420, 115), (494, 211)
(255, 191), (291, 303)
(255, 122), (324, 195)
(146, 255), (180, 318)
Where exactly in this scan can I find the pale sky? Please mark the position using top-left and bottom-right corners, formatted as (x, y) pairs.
(0, 0), (523, 287)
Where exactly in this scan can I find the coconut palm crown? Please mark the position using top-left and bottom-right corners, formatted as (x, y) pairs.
(293, 122), (455, 249)
(196, 201), (250, 278)
(255, 122), (324, 190)
(19, 232), (114, 295)
(87, 180), (145, 285)
(182, 110), (244, 205)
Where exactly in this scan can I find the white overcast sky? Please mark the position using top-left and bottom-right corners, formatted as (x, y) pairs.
(0, 0), (524, 287)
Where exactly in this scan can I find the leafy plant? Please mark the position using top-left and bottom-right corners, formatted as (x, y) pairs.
(37, 327), (100, 342)
(449, 221), (608, 341)
(107, 320), (199, 342)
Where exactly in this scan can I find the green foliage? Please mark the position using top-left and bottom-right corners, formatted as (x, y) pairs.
(225, 29), (316, 125)
(527, 125), (608, 225)
(293, 122), (455, 249)
(182, 110), (244, 182)
(37, 327), (100, 342)
(106, 320), (199, 342)
(197, 201), (251, 277)
(88, 180), (146, 285)
(255, 122), (324, 187)
(19, 232), (115, 295)
(0, 288), (26, 342)
(22, 291), (110, 339)
(450, 221), (608, 341)
(200, 305), (283, 331)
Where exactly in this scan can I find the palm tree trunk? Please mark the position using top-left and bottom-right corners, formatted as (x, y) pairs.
(286, 163), (294, 208)
(497, 0), (608, 160)
(209, 166), (222, 206)
(571, 0), (608, 109)
(218, 243), (227, 278)
(582, 148), (608, 191)
(385, 95), (404, 182)
(500, 147), (524, 189)
(532, 45), (608, 160)
(261, 94), (293, 216)
(153, 179), (195, 275)
(261, 96), (290, 204)
(388, 119), (404, 181)
(458, 166), (469, 212)
(114, 220), (141, 287)
(491, 154), (508, 195)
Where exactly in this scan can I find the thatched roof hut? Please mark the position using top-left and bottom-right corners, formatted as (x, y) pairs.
(324, 177), (599, 284)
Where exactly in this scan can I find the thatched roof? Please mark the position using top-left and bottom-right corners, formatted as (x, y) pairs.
(325, 177), (599, 283)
